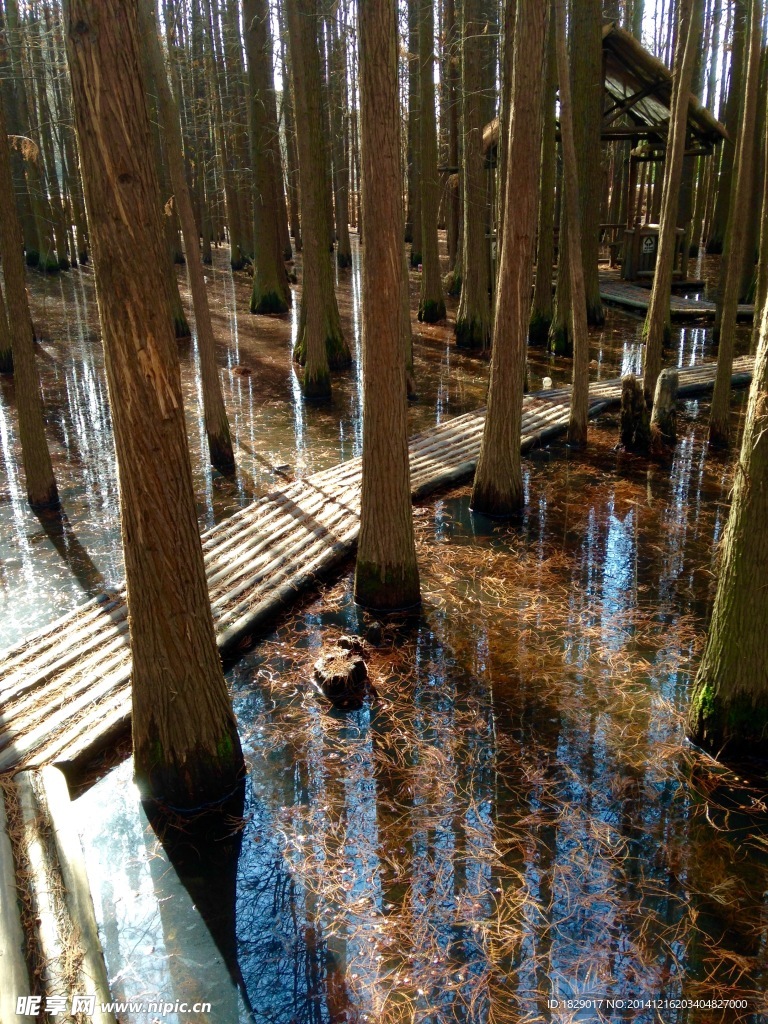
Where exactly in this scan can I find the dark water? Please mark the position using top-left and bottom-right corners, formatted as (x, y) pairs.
(3, 240), (765, 1020)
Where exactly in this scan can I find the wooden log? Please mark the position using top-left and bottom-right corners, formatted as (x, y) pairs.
(38, 767), (116, 1024)
(650, 366), (679, 451)
(0, 786), (30, 1023)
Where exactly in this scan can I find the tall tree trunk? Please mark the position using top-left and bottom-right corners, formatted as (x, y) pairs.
(443, 0), (460, 271)
(571, 0), (605, 326)
(142, 0), (236, 474)
(417, 0), (445, 323)
(708, 0), (762, 447)
(0, 92), (58, 508)
(706, 1), (746, 254)
(405, 0), (421, 262)
(556, 0), (589, 445)
(455, 0), (491, 349)
(686, 291), (768, 761)
(642, 0), (701, 407)
(286, 0), (350, 393)
(328, 9), (352, 268)
(244, 0), (292, 314)
(355, 0), (420, 611)
(63, 0), (244, 809)
(470, 0), (549, 516)
(529, 3), (557, 345)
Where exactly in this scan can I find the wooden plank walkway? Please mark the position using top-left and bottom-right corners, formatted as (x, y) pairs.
(599, 274), (754, 322)
(0, 357), (753, 776)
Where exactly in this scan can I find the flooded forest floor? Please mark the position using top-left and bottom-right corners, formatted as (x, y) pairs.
(2, 239), (768, 1023)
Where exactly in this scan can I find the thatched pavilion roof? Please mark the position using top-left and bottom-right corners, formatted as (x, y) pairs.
(482, 21), (728, 158)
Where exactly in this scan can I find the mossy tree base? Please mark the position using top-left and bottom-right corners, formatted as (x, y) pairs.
(174, 316), (192, 340)
(528, 313), (552, 346)
(38, 256), (61, 274)
(294, 329), (351, 371)
(418, 298), (446, 324)
(302, 367), (332, 401)
(208, 429), (237, 475)
(135, 724), (245, 812)
(337, 251), (352, 269)
(410, 249), (422, 268)
(354, 559), (421, 612)
(586, 299), (605, 327)
(25, 250), (40, 268)
(455, 315), (490, 350)
(443, 270), (462, 297)
(250, 289), (289, 315)
(0, 348), (13, 374)
(688, 683), (768, 761)
(469, 480), (524, 520)
(548, 322), (572, 357)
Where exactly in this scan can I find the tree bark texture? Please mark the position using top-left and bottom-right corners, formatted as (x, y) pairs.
(286, 0), (350, 394)
(687, 301), (768, 760)
(355, 0), (420, 611)
(709, 0), (762, 447)
(142, 0), (236, 474)
(555, 0), (589, 446)
(529, 2), (557, 346)
(244, 0), (292, 314)
(470, 0), (549, 516)
(642, 0), (700, 406)
(0, 92), (58, 507)
(405, 0), (421, 261)
(417, 0), (445, 323)
(455, 0), (491, 350)
(570, 0), (604, 326)
(64, 0), (244, 809)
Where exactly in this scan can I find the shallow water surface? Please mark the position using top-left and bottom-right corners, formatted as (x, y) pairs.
(78, 408), (768, 1024)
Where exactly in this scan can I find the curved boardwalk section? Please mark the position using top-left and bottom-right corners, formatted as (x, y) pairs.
(0, 357), (753, 775)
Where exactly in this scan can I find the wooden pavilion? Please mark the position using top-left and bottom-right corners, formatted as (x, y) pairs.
(481, 21), (728, 282)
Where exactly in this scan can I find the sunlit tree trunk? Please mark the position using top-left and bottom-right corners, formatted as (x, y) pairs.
(328, 9), (352, 269)
(355, 0), (420, 611)
(470, 0), (549, 516)
(64, 0), (244, 809)
(244, 0), (291, 314)
(687, 301), (768, 761)
(443, 0), (460, 271)
(571, 0), (604, 326)
(142, 0), (235, 474)
(556, 0), (589, 445)
(286, 0), (350, 394)
(642, 0), (701, 407)
(455, 0), (491, 349)
(417, 0), (445, 323)
(0, 93), (58, 507)
(706, 1), (746, 254)
(708, 0), (762, 447)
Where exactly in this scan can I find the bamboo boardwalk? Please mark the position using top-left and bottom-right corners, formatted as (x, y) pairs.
(599, 274), (755, 322)
(0, 357), (753, 777)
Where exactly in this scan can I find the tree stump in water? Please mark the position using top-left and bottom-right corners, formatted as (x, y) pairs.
(650, 367), (679, 453)
(313, 644), (371, 710)
(620, 374), (651, 452)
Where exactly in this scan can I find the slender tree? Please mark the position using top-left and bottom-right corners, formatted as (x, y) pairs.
(556, 0), (589, 445)
(63, 0), (244, 808)
(455, 0), (491, 349)
(0, 92), (58, 508)
(642, 0), (701, 407)
(286, 0), (350, 396)
(687, 294), (768, 761)
(417, 0), (445, 323)
(708, 0), (762, 447)
(405, 0), (421, 263)
(470, 0), (549, 516)
(355, 0), (420, 610)
(142, 0), (236, 474)
(529, 4), (557, 345)
(244, 0), (292, 314)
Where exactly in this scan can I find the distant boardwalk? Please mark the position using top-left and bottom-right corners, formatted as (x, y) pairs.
(0, 357), (753, 777)
(599, 273), (755, 323)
